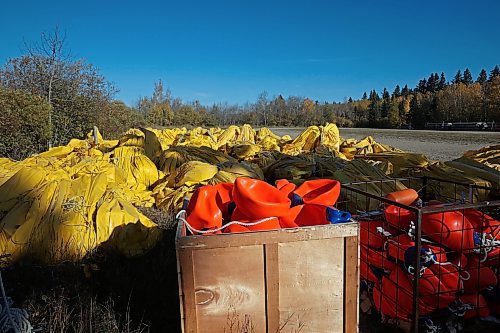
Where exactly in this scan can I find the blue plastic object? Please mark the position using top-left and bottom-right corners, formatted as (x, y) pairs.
(291, 193), (304, 206)
(326, 207), (351, 224)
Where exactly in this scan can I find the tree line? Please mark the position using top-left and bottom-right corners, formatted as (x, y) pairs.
(138, 66), (500, 130)
(1, 30), (499, 160)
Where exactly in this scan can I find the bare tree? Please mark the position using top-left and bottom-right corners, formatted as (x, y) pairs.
(0, 28), (116, 146)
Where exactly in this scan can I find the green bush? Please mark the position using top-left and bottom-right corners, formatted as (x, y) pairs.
(0, 88), (52, 160)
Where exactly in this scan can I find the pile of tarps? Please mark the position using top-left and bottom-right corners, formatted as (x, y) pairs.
(0, 136), (162, 264)
(354, 149), (500, 202)
(1, 123), (498, 264)
(463, 145), (500, 171)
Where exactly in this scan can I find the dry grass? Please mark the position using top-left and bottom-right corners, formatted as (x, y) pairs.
(25, 289), (148, 333)
(3, 207), (181, 332)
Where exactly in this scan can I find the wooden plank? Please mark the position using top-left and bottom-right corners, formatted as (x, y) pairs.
(265, 243), (280, 333)
(178, 249), (197, 333)
(177, 222), (358, 250)
(277, 238), (345, 333)
(191, 246), (267, 333)
(344, 236), (359, 333)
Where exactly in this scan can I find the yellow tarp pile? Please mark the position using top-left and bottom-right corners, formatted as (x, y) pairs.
(354, 148), (499, 202)
(0, 135), (162, 264)
(2, 123), (498, 264)
(462, 145), (500, 171)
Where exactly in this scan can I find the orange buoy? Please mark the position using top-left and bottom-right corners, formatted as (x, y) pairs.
(384, 205), (415, 230)
(278, 205), (301, 228)
(422, 211), (475, 252)
(360, 245), (397, 272)
(386, 234), (448, 266)
(385, 189), (418, 206)
(186, 185), (222, 234)
(223, 223), (250, 233)
(463, 208), (500, 237)
(459, 293), (490, 319)
(373, 267), (437, 320)
(232, 177), (291, 219)
(275, 179), (297, 197)
(229, 207), (282, 232)
(214, 182), (234, 220)
(463, 255), (498, 292)
(360, 260), (382, 286)
(291, 179), (340, 206)
(360, 220), (388, 249)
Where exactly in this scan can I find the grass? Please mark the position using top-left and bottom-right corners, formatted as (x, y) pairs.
(2, 207), (180, 333)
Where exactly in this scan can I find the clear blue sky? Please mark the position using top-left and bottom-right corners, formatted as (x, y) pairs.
(1, 0), (499, 106)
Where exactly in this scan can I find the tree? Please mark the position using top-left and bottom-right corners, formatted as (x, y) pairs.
(426, 73), (438, 92)
(401, 84), (410, 96)
(256, 91), (269, 126)
(486, 76), (500, 121)
(0, 88), (52, 160)
(362, 92), (367, 100)
(416, 79), (427, 93)
(462, 68), (473, 85)
(381, 88), (390, 118)
(98, 101), (144, 138)
(452, 70), (462, 84)
(0, 28), (115, 146)
(490, 65), (500, 81)
(392, 85), (401, 97)
(437, 72), (447, 90)
(477, 69), (488, 85)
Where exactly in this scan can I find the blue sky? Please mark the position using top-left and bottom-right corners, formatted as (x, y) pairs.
(1, 0), (499, 106)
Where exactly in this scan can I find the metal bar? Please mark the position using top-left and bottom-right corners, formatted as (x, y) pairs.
(420, 200), (500, 214)
(412, 209), (423, 333)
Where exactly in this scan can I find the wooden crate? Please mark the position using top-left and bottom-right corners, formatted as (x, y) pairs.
(176, 220), (359, 333)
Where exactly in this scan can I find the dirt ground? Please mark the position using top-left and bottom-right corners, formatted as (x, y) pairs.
(271, 127), (500, 161)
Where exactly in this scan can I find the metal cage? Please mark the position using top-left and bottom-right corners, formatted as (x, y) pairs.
(336, 176), (500, 333)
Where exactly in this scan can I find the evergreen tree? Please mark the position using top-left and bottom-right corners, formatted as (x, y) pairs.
(348, 97), (353, 103)
(453, 70), (462, 84)
(381, 88), (390, 118)
(426, 73), (438, 92)
(417, 79), (427, 93)
(477, 69), (487, 84)
(490, 65), (500, 81)
(437, 72), (447, 90)
(368, 90), (380, 124)
(462, 68), (473, 85)
(382, 87), (390, 100)
(392, 84), (401, 97)
(362, 92), (367, 100)
(401, 84), (410, 96)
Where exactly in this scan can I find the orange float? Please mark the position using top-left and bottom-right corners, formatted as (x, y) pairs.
(275, 179), (297, 197)
(422, 211), (475, 252)
(384, 205), (416, 230)
(214, 182), (234, 220)
(385, 189), (419, 206)
(459, 293), (491, 319)
(186, 185), (223, 234)
(360, 220), (388, 249)
(291, 179), (340, 206)
(463, 255), (498, 292)
(229, 207), (281, 232)
(232, 177), (291, 219)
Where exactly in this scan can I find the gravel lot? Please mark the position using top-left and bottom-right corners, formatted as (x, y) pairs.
(270, 127), (500, 161)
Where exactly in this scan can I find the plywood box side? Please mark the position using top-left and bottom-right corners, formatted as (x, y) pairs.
(176, 220), (358, 250)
